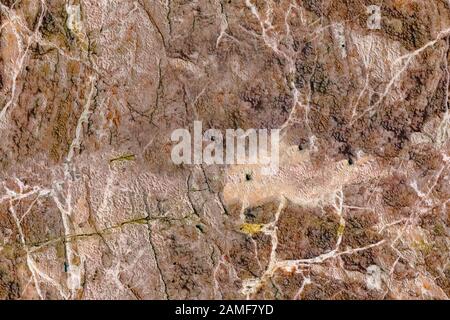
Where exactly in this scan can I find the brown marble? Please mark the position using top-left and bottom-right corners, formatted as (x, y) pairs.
(0, 0), (449, 300)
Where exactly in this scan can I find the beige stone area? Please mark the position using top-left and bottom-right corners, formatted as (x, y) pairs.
(0, 0), (449, 299)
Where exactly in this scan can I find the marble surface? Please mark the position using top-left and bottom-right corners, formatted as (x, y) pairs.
(0, 0), (449, 299)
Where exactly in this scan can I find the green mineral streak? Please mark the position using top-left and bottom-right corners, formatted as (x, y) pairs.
(109, 154), (136, 164)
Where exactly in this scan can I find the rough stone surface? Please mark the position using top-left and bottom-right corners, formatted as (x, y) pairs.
(0, 0), (449, 300)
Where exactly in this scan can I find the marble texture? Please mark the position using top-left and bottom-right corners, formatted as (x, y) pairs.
(0, 0), (449, 300)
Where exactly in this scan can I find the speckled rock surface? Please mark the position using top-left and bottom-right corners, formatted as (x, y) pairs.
(0, 0), (449, 300)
